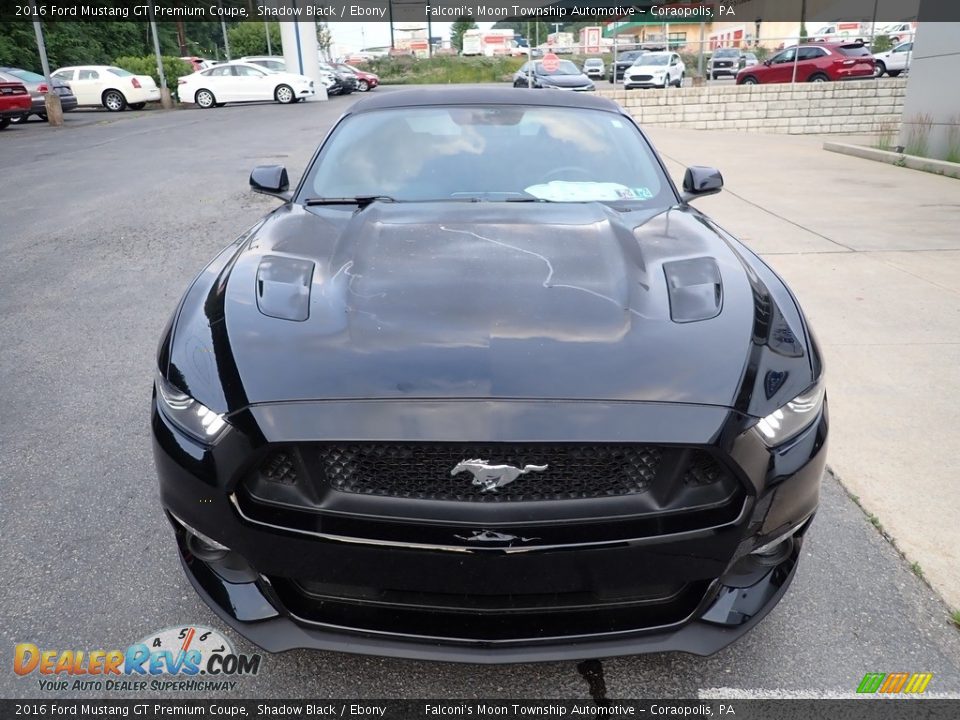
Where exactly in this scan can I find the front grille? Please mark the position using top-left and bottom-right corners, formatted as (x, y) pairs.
(630, 74), (653, 82)
(267, 443), (731, 503)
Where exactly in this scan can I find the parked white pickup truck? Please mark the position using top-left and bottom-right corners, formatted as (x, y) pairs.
(873, 41), (913, 78)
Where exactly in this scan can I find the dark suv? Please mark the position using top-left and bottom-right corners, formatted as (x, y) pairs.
(707, 48), (746, 79)
(609, 50), (646, 82)
(737, 42), (875, 84)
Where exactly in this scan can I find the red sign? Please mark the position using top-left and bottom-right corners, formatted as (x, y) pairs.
(542, 53), (560, 72)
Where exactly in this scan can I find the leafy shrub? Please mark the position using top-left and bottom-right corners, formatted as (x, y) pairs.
(871, 35), (893, 53)
(113, 55), (192, 95)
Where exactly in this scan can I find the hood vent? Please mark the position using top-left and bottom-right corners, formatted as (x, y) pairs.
(663, 258), (722, 323)
(256, 256), (314, 322)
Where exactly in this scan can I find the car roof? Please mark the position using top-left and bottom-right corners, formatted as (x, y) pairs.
(348, 87), (622, 114)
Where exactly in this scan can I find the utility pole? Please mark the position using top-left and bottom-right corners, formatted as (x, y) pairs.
(219, 1), (231, 60)
(149, 6), (173, 109)
(28, 0), (62, 126)
(388, 1), (395, 49)
(265, 23), (272, 55)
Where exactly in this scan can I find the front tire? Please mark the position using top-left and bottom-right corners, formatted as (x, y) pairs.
(888, 70), (902, 77)
(357, 79), (369, 92)
(874, 61), (886, 78)
(10, 113), (29, 124)
(102, 89), (127, 112)
(675, 73), (684, 87)
(195, 89), (216, 109)
(0, 118), (11, 130)
(275, 84), (295, 104)
(741, 75), (758, 85)
(808, 73), (829, 83)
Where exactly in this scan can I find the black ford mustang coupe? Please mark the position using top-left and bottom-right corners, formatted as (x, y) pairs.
(152, 88), (827, 662)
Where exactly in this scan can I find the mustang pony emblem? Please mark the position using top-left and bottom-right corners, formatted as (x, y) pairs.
(451, 459), (548, 492)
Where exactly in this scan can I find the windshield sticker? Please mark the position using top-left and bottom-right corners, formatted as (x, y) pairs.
(524, 181), (646, 202)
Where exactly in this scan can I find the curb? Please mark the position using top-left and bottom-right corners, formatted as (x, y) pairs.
(823, 141), (960, 179)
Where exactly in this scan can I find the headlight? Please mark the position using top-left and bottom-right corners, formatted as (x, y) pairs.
(754, 377), (826, 446)
(155, 372), (228, 443)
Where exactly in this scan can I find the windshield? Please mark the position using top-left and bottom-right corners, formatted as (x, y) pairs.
(107, 67), (133, 77)
(714, 49), (739, 58)
(535, 60), (581, 76)
(638, 55), (670, 66)
(300, 105), (672, 206)
(584, 59), (602, 66)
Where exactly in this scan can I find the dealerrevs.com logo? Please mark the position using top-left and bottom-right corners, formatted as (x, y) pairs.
(14, 626), (262, 692)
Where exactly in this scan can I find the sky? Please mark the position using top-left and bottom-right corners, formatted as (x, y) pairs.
(327, 21), (495, 55)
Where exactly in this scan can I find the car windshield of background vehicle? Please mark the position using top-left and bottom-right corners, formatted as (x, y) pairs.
(641, 55), (670, 66)
(838, 45), (872, 56)
(714, 49), (739, 57)
(302, 106), (672, 206)
(536, 60), (581, 75)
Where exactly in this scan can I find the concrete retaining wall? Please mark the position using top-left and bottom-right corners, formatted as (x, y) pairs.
(596, 78), (907, 135)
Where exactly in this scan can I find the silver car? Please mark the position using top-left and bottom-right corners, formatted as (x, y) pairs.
(582, 58), (605, 79)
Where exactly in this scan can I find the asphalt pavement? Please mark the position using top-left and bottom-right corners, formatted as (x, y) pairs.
(1, 90), (959, 700)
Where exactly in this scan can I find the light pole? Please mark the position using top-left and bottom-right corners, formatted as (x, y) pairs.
(28, 0), (62, 126)
(149, 6), (173, 109)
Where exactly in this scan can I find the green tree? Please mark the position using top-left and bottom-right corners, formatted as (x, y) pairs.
(227, 21), (281, 58)
(872, 34), (893, 53)
(450, 18), (477, 52)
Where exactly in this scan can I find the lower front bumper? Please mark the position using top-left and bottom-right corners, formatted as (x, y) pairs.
(175, 521), (805, 663)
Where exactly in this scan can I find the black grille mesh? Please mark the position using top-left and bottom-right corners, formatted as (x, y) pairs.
(288, 444), (728, 503)
(262, 451), (298, 485)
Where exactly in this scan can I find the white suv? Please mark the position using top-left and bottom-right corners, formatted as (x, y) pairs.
(623, 52), (685, 89)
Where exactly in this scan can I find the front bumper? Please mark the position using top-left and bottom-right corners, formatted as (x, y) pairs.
(153, 399), (827, 662)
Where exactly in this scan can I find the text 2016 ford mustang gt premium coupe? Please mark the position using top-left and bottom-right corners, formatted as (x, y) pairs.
(152, 89), (827, 663)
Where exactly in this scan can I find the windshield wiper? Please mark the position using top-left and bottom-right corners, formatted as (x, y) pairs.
(304, 195), (395, 207)
(505, 197), (552, 202)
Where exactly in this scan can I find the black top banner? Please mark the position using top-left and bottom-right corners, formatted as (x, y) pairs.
(2, 700), (960, 720)
(2, 1), (960, 24)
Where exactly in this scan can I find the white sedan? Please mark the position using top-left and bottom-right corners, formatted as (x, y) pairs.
(51, 65), (160, 111)
(177, 62), (314, 108)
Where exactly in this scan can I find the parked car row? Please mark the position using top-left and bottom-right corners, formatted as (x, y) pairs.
(1, 66), (77, 123)
(1, 55), (380, 125)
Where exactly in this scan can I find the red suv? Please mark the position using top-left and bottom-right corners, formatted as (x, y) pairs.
(737, 42), (875, 84)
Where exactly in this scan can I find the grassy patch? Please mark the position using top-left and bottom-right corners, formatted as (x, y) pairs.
(946, 115), (960, 164)
(364, 55), (526, 85)
(952, 610), (960, 629)
(910, 561), (924, 579)
(903, 113), (934, 157)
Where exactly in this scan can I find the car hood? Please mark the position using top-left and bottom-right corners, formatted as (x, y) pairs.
(168, 202), (814, 415)
(630, 63), (671, 73)
(539, 74), (592, 87)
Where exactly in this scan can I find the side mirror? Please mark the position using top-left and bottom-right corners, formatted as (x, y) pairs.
(681, 166), (723, 203)
(250, 165), (291, 200)
(764, 59), (772, 66)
